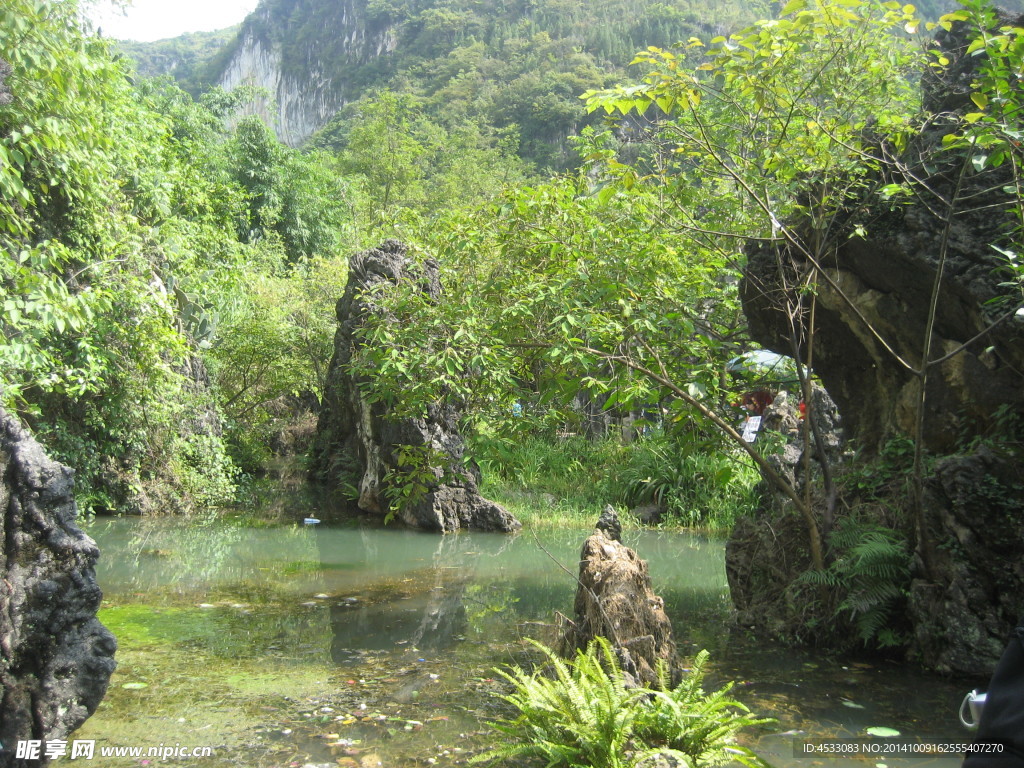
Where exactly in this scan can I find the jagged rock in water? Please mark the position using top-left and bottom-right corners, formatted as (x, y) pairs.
(312, 239), (520, 533)
(0, 408), (117, 764)
(596, 503), (622, 541)
(560, 511), (680, 687)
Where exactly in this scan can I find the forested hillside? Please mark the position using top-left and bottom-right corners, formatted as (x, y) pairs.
(115, 27), (240, 96)
(117, 0), (1010, 167)
(119, 0), (769, 167)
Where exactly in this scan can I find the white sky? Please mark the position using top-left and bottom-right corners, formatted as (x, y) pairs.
(88, 0), (260, 42)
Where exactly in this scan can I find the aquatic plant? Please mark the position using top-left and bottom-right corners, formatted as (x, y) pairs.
(473, 637), (771, 768)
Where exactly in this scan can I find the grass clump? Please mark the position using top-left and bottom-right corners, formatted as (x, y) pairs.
(608, 433), (761, 531)
(474, 637), (771, 768)
(471, 432), (760, 531)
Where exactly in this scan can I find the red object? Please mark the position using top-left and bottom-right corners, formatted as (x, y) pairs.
(740, 390), (774, 416)
(799, 401), (807, 418)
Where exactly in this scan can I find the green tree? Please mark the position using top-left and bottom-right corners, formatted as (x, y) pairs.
(341, 90), (436, 217)
(343, 0), (928, 575)
(0, 0), (256, 512)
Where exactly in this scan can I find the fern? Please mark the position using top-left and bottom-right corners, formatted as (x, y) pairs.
(473, 638), (772, 768)
(797, 519), (910, 647)
(634, 651), (774, 768)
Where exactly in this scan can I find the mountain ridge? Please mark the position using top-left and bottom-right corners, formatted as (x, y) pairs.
(117, 0), (762, 166)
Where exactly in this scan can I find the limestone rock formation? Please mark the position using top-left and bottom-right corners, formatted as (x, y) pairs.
(313, 239), (520, 533)
(216, 0), (397, 146)
(560, 510), (680, 687)
(760, 387), (843, 497)
(907, 446), (1024, 674)
(0, 408), (117, 765)
(726, 506), (817, 643)
(726, 386), (846, 643)
(734, 15), (1024, 671)
(741, 15), (1024, 454)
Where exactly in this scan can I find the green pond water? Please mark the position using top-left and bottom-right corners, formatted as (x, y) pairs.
(78, 501), (977, 768)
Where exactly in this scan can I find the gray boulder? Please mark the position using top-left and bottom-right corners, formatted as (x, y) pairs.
(0, 408), (116, 766)
(312, 240), (520, 533)
(907, 446), (1024, 673)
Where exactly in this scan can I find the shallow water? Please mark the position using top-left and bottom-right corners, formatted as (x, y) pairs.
(78, 506), (978, 767)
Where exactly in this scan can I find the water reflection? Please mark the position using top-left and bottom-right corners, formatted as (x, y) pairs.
(85, 515), (976, 767)
(88, 516), (729, 643)
(326, 535), (476, 658)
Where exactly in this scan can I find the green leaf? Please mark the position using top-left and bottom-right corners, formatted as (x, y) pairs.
(779, 0), (807, 16)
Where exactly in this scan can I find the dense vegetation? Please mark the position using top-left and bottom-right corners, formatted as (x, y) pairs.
(114, 27), (240, 95)
(3, 0), (1024, 665)
(0, 0), (360, 513)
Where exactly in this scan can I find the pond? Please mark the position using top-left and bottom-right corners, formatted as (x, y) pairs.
(77, 500), (977, 768)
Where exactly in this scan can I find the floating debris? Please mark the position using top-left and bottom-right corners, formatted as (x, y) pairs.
(865, 726), (901, 737)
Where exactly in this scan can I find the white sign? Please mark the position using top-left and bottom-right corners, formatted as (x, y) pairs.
(741, 416), (762, 443)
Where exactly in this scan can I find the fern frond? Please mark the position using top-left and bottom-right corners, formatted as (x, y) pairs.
(477, 641), (769, 768)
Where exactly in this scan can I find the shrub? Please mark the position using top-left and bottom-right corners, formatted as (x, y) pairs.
(610, 434), (760, 530)
(474, 637), (771, 768)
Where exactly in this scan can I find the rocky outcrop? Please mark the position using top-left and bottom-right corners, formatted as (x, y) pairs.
(560, 510), (680, 687)
(735, 14), (1024, 671)
(741, 15), (1024, 454)
(312, 239), (520, 533)
(726, 388), (844, 644)
(726, 506), (818, 644)
(759, 386), (843, 498)
(907, 446), (1024, 674)
(216, 0), (397, 146)
(0, 409), (116, 764)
